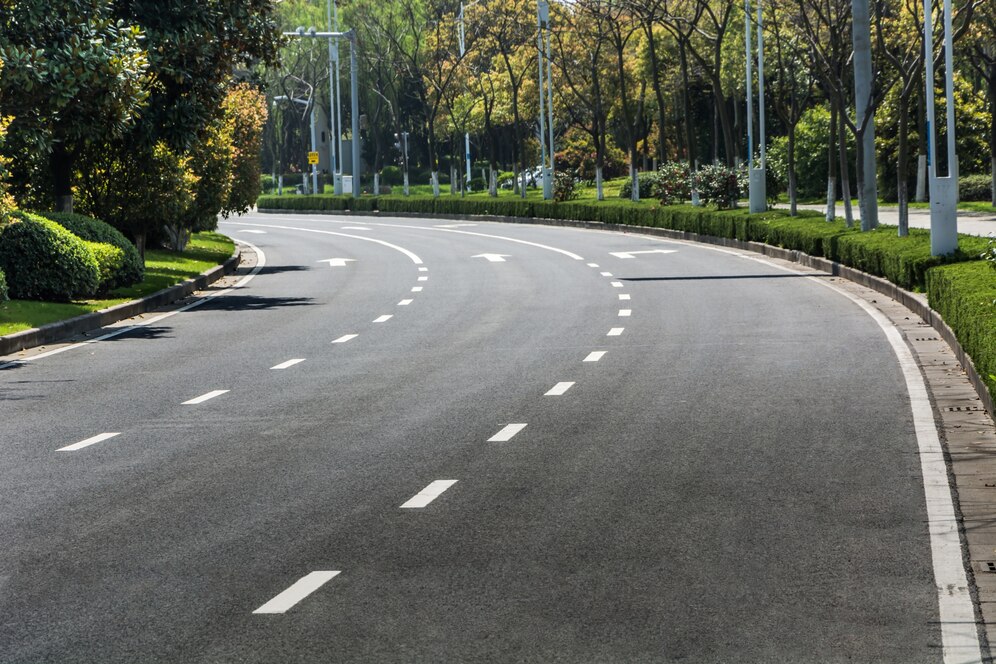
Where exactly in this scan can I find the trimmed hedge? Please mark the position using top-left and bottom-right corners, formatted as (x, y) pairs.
(38, 211), (144, 288)
(927, 261), (996, 399)
(0, 212), (100, 301)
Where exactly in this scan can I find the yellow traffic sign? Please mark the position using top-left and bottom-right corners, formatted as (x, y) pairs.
(308, 151), (319, 165)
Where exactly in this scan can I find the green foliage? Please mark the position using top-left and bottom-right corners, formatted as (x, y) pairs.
(553, 171), (580, 202)
(927, 261), (996, 402)
(83, 240), (125, 293)
(767, 106), (855, 199)
(960, 174), (993, 202)
(36, 211), (143, 287)
(0, 211), (99, 301)
(223, 83), (269, 217)
(657, 162), (691, 205)
(692, 164), (740, 209)
(381, 166), (404, 186)
(984, 236), (996, 271)
(0, 267), (6, 301)
(619, 171), (664, 200)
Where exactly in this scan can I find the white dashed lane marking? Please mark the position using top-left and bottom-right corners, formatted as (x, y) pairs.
(271, 359), (306, 370)
(400, 480), (459, 508)
(619, 294), (631, 300)
(545, 382), (575, 396)
(600, 272), (613, 277)
(418, 276), (428, 282)
(398, 299), (414, 306)
(619, 310), (631, 317)
(584, 351), (606, 362)
(611, 282), (624, 288)
(607, 328), (624, 336)
(419, 267), (429, 272)
(253, 572), (341, 614)
(488, 424), (527, 442)
(412, 287), (423, 292)
(182, 390), (229, 405)
(587, 263), (599, 268)
(58, 433), (120, 452)
(332, 334), (358, 344)
(373, 315), (393, 323)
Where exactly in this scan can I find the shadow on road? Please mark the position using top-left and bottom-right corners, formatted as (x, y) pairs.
(193, 294), (315, 312)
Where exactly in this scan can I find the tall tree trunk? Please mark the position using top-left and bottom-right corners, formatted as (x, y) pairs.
(827, 103), (837, 222)
(915, 85), (928, 201)
(51, 142), (74, 213)
(680, 42), (696, 172)
(788, 125), (798, 216)
(897, 92), (911, 236)
(838, 104), (854, 227)
(851, 0), (878, 230)
(989, 65), (996, 206)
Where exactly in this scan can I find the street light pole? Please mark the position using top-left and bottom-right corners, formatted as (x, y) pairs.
(327, 0), (342, 195)
(459, 2), (472, 186)
(924, 0), (959, 255)
(745, 0), (766, 213)
(284, 28), (361, 199)
(537, 0), (551, 200)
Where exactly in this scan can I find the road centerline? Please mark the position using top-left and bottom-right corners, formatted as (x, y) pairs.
(583, 351), (606, 362)
(373, 315), (393, 323)
(545, 382), (575, 396)
(332, 334), (358, 344)
(489, 423), (528, 442)
(182, 390), (229, 405)
(271, 359), (306, 370)
(58, 433), (121, 452)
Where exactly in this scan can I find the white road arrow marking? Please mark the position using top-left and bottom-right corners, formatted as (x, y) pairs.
(316, 258), (356, 268)
(610, 249), (678, 259)
(473, 254), (510, 263)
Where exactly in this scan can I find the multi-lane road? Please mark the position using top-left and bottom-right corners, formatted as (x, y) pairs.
(0, 212), (985, 662)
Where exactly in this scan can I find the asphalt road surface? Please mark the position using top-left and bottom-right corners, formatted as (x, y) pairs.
(0, 212), (978, 662)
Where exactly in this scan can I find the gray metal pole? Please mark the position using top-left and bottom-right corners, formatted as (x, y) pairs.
(924, 0), (958, 254)
(536, 0), (549, 199)
(350, 32), (361, 199)
(545, 22), (554, 182)
(756, 1), (766, 165)
(310, 105), (319, 194)
(334, 0), (344, 192)
(851, 0), (879, 230)
(327, 0), (338, 193)
(745, 0), (753, 171)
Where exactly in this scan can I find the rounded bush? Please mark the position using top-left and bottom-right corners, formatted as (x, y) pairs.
(83, 240), (126, 293)
(37, 211), (143, 288)
(0, 212), (100, 301)
(960, 174), (993, 202)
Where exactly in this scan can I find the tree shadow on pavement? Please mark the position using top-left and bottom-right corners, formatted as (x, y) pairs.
(193, 294), (315, 312)
(621, 273), (833, 282)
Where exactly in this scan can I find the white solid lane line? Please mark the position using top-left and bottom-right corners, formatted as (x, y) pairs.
(607, 328), (624, 336)
(373, 315), (393, 323)
(400, 480), (459, 508)
(600, 272), (613, 277)
(488, 423), (527, 442)
(58, 432), (120, 452)
(545, 382), (575, 396)
(253, 571), (341, 615)
(418, 276), (428, 282)
(332, 334), (358, 344)
(182, 390), (229, 405)
(271, 359), (306, 370)
(619, 309), (632, 317)
(611, 282), (624, 288)
(226, 222), (424, 264)
(411, 286), (423, 292)
(619, 294), (631, 300)
(584, 351), (606, 362)
(398, 299), (414, 306)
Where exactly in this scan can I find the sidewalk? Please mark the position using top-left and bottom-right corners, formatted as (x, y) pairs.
(793, 203), (996, 237)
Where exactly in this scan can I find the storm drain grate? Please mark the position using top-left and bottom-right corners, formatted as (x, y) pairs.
(914, 337), (939, 342)
(946, 406), (986, 412)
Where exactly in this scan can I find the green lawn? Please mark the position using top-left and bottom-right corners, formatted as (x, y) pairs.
(0, 232), (234, 336)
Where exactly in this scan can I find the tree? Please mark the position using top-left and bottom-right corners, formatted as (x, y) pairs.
(0, 0), (149, 212)
(224, 83), (269, 216)
(967, 0), (995, 206)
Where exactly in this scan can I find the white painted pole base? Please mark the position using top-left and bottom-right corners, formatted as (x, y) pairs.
(542, 168), (553, 199)
(749, 167), (766, 213)
(278, 175), (283, 196)
(333, 173), (343, 196)
(929, 176), (958, 256)
(373, 173), (380, 196)
(825, 177), (836, 221)
(691, 190), (701, 206)
(431, 172), (440, 198)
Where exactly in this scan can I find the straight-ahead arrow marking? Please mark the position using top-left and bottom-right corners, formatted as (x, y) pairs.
(609, 249), (679, 259)
(316, 258), (356, 268)
(472, 254), (510, 263)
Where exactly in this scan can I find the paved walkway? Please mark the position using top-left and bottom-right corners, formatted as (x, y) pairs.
(793, 203), (996, 237)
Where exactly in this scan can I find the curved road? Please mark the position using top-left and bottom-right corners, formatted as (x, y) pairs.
(0, 212), (980, 662)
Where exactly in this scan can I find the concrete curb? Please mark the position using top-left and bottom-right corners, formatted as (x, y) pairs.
(0, 245), (241, 357)
(259, 206), (995, 417)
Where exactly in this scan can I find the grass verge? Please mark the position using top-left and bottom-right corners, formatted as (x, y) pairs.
(0, 232), (234, 336)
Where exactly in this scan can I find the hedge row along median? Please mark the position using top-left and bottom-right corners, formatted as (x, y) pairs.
(257, 194), (996, 406)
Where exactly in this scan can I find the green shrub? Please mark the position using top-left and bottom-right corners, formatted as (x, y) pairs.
(693, 164), (741, 209)
(38, 211), (144, 288)
(553, 172), (580, 202)
(658, 162), (691, 205)
(0, 267), (7, 302)
(381, 166), (403, 186)
(960, 174), (993, 202)
(0, 211), (100, 301)
(619, 171), (663, 199)
(83, 240), (126, 293)
(984, 236), (996, 270)
(927, 261), (996, 402)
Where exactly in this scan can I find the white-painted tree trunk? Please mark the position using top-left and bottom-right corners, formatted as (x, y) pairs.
(431, 172), (440, 197)
(826, 177), (836, 221)
(595, 166), (604, 201)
